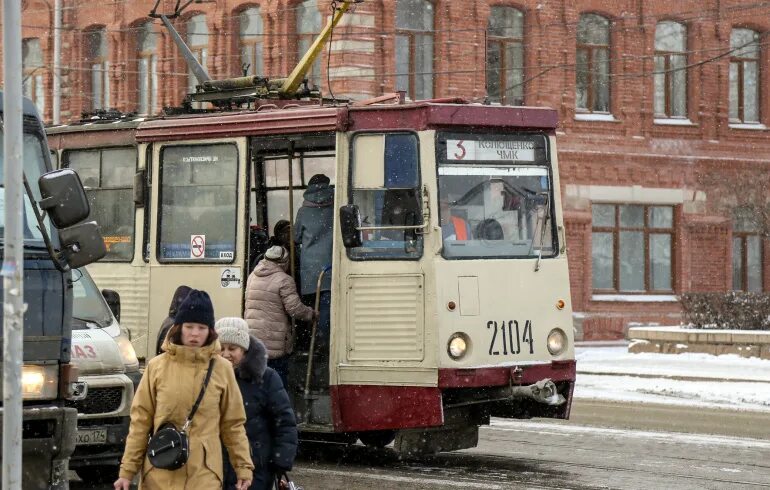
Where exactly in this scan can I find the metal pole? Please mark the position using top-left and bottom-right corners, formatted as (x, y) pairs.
(3, 0), (26, 487)
(287, 142), (296, 280)
(52, 0), (62, 124)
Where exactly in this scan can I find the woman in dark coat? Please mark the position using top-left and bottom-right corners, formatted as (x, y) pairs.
(215, 317), (299, 490)
(156, 285), (192, 355)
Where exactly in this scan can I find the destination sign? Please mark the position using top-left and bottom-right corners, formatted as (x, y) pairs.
(446, 139), (536, 162)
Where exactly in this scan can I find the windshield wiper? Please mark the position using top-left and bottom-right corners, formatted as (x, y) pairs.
(527, 192), (550, 272)
(72, 315), (107, 328)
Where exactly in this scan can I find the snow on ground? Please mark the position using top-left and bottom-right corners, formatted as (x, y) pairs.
(573, 344), (770, 412)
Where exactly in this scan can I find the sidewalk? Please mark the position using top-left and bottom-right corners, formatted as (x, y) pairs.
(573, 342), (770, 412)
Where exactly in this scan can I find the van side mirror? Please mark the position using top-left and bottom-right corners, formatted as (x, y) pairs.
(58, 221), (107, 268)
(102, 289), (121, 322)
(339, 205), (363, 248)
(37, 169), (90, 228)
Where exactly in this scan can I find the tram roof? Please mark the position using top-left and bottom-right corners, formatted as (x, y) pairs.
(134, 101), (558, 143)
(46, 118), (143, 150)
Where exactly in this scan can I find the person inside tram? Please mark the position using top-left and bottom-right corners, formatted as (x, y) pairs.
(294, 174), (334, 360)
(440, 196), (472, 241)
(475, 218), (505, 241)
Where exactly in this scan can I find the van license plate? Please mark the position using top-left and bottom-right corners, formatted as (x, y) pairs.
(76, 428), (107, 445)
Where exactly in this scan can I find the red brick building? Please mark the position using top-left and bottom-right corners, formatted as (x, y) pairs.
(9, 0), (770, 339)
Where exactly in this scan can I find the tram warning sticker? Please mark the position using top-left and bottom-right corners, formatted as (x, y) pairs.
(190, 235), (206, 259)
(220, 267), (242, 288)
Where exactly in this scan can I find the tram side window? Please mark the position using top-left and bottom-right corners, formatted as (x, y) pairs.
(159, 144), (238, 262)
(65, 147), (137, 261)
(348, 133), (422, 260)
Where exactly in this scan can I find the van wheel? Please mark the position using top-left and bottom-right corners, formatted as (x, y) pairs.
(76, 465), (118, 484)
(359, 430), (396, 448)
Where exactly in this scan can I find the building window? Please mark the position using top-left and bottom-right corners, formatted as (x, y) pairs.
(395, 0), (434, 100)
(592, 204), (674, 292)
(486, 7), (524, 106)
(733, 211), (764, 292)
(137, 21), (158, 116)
(729, 28), (760, 124)
(85, 28), (110, 111)
(296, 0), (321, 88)
(240, 7), (264, 76)
(22, 38), (45, 116)
(654, 21), (687, 118)
(576, 14), (610, 113)
(187, 14), (208, 109)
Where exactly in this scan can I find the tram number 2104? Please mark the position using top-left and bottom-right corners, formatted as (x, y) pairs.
(487, 320), (534, 356)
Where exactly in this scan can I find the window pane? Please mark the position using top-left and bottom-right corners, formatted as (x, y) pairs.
(349, 189), (423, 259)
(619, 231), (644, 291)
(159, 144), (238, 261)
(592, 232), (614, 289)
(67, 150), (101, 187)
(575, 49), (589, 110)
(747, 235), (763, 292)
(486, 42), (502, 102)
(649, 206), (672, 228)
(489, 7), (523, 38)
(655, 21), (686, 52)
(138, 57), (149, 115)
(731, 28), (759, 58)
(594, 47), (610, 112)
(395, 35), (409, 93)
(744, 61), (759, 123)
(266, 189), (305, 233)
(87, 189), (135, 261)
(592, 204), (615, 227)
(501, 42), (522, 104)
(385, 134), (419, 187)
(619, 205), (643, 227)
(396, 0), (433, 31)
(263, 157), (302, 188)
(729, 62), (739, 120)
(577, 14), (609, 45)
(187, 15), (208, 47)
(92, 64), (103, 110)
(670, 55), (687, 117)
(138, 22), (157, 52)
(101, 148), (136, 187)
(241, 7), (263, 36)
(654, 56), (665, 115)
(650, 233), (672, 290)
(415, 33), (433, 99)
(733, 236), (744, 290)
(302, 154), (336, 185)
(22, 38), (43, 67)
(86, 29), (107, 59)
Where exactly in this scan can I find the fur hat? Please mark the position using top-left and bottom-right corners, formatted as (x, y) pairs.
(308, 173), (330, 187)
(264, 245), (288, 263)
(173, 289), (215, 329)
(215, 317), (250, 351)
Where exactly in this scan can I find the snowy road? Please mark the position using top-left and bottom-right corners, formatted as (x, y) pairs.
(72, 403), (770, 489)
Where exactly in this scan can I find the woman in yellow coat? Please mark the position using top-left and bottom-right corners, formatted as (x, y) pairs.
(114, 290), (254, 490)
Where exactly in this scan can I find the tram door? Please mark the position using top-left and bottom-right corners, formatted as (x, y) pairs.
(333, 132), (434, 390)
(147, 138), (250, 358)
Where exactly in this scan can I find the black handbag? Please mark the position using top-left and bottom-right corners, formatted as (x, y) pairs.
(275, 471), (302, 490)
(147, 359), (214, 470)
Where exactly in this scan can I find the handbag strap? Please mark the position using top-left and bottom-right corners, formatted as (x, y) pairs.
(182, 359), (215, 431)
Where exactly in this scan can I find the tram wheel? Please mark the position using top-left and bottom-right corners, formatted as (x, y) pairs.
(358, 430), (396, 448)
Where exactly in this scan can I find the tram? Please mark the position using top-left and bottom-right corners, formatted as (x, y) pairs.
(46, 0), (575, 453)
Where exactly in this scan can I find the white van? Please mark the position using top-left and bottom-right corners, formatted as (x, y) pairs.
(67, 268), (141, 484)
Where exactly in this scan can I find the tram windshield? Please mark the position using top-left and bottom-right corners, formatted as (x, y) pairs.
(436, 132), (555, 259)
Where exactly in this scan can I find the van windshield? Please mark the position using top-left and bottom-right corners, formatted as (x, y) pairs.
(71, 269), (113, 328)
(0, 128), (52, 245)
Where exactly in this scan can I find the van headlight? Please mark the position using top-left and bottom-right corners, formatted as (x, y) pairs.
(547, 328), (567, 356)
(22, 365), (58, 400)
(447, 333), (469, 360)
(115, 335), (139, 371)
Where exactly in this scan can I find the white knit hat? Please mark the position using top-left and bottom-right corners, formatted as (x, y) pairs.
(214, 317), (250, 350)
(264, 245), (288, 263)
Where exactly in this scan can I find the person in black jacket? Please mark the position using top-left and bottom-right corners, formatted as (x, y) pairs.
(215, 317), (299, 490)
(155, 285), (192, 355)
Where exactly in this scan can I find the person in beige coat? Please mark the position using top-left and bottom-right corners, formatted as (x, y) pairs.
(245, 245), (317, 388)
(114, 290), (254, 490)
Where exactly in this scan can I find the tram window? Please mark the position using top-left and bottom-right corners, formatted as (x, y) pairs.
(65, 147), (137, 262)
(158, 144), (238, 262)
(348, 133), (422, 260)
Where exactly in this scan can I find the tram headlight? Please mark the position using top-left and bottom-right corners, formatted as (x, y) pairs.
(547, 328), (567, 356)
(448, 333), (469, 360)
